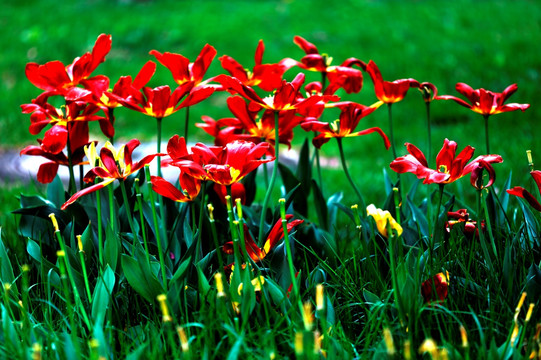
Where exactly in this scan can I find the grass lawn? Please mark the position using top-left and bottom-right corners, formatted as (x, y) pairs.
(1, 1), (541, 358)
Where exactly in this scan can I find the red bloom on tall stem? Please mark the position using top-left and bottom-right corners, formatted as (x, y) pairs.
(216, 72), (322, 113)
(293, 36), (366, 94)
(421, 272), (449, 304)
(25, 34), (112, 96)
(507, 170), (541, 211)
(365, 60), (418, 104)
(20, 122), (94, 184)
(197, 96), (303, 148)
(437, 83), (530, 116)
(222, 215), (303, 262)
(150, 44), (217, 87)
(220, 40), (296, 91)
(108, 82), (215, 119)
(61, 140), (162, 209)
(190, 140), (274, 186)
(301, 102), (390, 149)
(390, 139), (503, 185)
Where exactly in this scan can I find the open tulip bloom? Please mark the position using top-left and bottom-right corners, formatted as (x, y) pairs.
(301, 101), (390, 149)
(292, 35), (366, 94)
(507, 170), (541, 211)
(390, 139), (503, 185)
(24, 34), (112, 98)
(220, 39), (296, 92)
(437, 82), (529, 153)
(61, 139), (162, 209)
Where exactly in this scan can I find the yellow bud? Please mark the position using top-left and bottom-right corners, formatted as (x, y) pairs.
(383, 327), (395, 355)
(176, 326), (189, 353)
(510, 322), (520, 345)
(419, 339), (438, 357)
(207, 203), (215, 221)
(88, 338), (100, 349)
(49, 213), (60, 232)
(404, 340), (412, 360)
(515, 292), (527, 322)
(156, 294), (172, 323)
(56, 250), (65, 257)
(295, 332), (304, 355)
(76, 235), (84, 252)
(526, 303), (535, 322)
(316, 284), (325, 311)
(215, 273), (226, 298)
(31, 342), (42, 360)
(460, 325), (468, 347)
(302, 302), (314, 331)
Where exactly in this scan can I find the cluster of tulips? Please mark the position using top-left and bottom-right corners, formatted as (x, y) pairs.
(20, 33), (535, 305)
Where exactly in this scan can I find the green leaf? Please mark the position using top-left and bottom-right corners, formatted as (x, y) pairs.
(121, 254), (164, 303)
(311, 179), (328, 231)
(196, 264), (210, 298)
(278, 162), (306, 216)
(47, 174), (66, 209)
(92, 265), (116, 326)
(104, 224), (121, 273)
(0, 229), (18, 295)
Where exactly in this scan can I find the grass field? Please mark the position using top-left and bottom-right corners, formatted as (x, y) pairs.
(2, 1), (541, 358)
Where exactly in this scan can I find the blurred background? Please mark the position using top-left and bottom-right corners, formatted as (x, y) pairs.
(1, 0), (540, 213)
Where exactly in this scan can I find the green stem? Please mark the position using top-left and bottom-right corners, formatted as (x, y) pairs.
(95, 182), (104, 269)
(195, 182), (207, 262)
(184, 106), (191, 144)
(337, 138), (365, 210)
(120, 180), (137, 236)
(145, 165), (168, 290)
(108, 185), (115, 231)
(484, 114), (490, 154)
(279, 199), (303, 315)
(258, 111), (280, 242)
(388, 103), (397, 160)
(425, 102), (432, 165)
(66, 123), (76, 195)
(208, 204), (224, 275)
(387, 223), (406, 327)
(135, 179), (150, 265)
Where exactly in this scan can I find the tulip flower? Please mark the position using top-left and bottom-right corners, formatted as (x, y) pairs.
(222, 215), (303, 263)
(190, 140), (274, 186)
(507, 170), (541, 211)
(390, 139), (503, 185)
(437, 83), (529, 116)
(292, 36), (366, 94)
(61, 139), (162, 209)
(150, 173), (201, 203)
(446, 209), (484, 239)
(437, 82), (529, 153)
(421, 272), (449, 304)
(20, 124), (94, 184)
(216, 72), (322, 113)
(365, 60), (418, 105)
(220, 39), (296, 91)
(150, 44), (217, 87)
(25, 34), (112, 97)
(197, 96), (303, 149)
(366, 204), (402, 238)
(301, 102), (389, 149)
(365, 60), (419, 160)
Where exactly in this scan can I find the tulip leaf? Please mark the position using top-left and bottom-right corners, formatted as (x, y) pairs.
(92, 265), (115, 326)
(104, 224), (121, 273)
(0, 229), (18, 295)
(121, 254), (164, 303)
(278, 162), (306, 217)
(47, 175), (66, 209)
(311, 179), (328, 231)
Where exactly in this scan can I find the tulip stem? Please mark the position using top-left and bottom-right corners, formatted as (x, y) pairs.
(95, 181), (104, 270)
(388, 103), (397, 160)
(259, 111), (280, 243)
(119, 180), (137, 236)
(145, 165), (167, 290)
(425, 102), (432, 165)
(337, 137), (365, 210)
(484, 114), (490, 154)
(195, 181), (206, 262)
(66, 123), (77, 195)
(184, 107), (190, 144)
